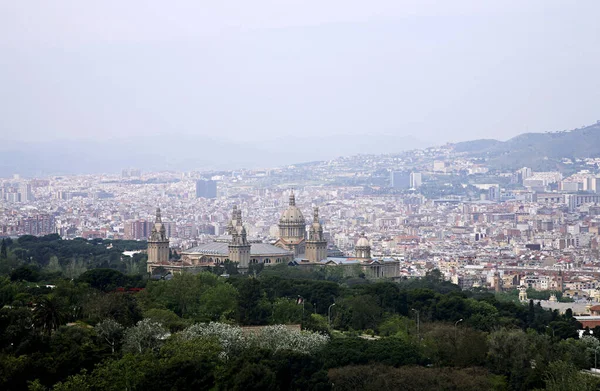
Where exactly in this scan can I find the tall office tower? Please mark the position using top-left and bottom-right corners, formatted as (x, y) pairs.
(518, 167), (533, 181)
(488, 185), (500, 202)
(390, 171), (410, 189)
(18, 183), (33, 202)
(409, 172), (422, 189)
(196, 179), (217, 199)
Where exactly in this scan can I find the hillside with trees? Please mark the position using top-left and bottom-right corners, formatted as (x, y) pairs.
(1, 243), (599, 391)
(452, 121), (600, 171)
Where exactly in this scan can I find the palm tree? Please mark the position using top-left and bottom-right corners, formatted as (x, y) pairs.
(33, 295), (66, 336)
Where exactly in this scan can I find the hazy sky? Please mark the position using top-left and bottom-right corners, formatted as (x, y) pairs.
(2, 0), (600, 147)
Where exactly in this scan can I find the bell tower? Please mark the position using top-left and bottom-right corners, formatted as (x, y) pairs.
(228, 206), (251, 270)
(306, 207), (328, 263)
(147, 207), (169, 272)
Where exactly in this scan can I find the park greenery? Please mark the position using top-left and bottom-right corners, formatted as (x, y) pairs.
(1, 234), (600, 390)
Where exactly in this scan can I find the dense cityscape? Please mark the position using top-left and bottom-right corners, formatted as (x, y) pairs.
(4, 2), (600, 390)
(6, 139), (600, 304)
(6, 134), (600, 389)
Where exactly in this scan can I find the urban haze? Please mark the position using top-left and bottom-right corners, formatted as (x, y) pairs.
(2, 2), (600, 390)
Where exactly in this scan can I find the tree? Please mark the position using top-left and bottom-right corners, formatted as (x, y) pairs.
(198, 281), (238, 321)
(77, 269), (127, 292)
(83, 291), (142, 327)
(249, 325), (329, 355)
(0, 239), (7, 259)
(122, 319), (169, 354)
(540, 360), (600, 391)
(236, 278), (269, 325)
(143, 308), (190, 332)
(10, 265), (40, 282)
(46, 256), (63, 275)
(271, 298), (303, 324)
(180, 322), (248, 360)
(95, 319), (124, 354)
(33, 295), (67, 336)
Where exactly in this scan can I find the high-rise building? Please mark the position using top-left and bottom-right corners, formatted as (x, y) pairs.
(195, 179), (217, 199)
(390, 171), (410, 189)
(19, 215), (55, 236)
(18, 183), (33, 202)
(124, 220), (151, 240)
(409, 172), (422, 189)
(488, 185), (500, 202)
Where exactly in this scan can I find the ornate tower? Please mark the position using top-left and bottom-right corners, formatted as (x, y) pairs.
(556, 270), (564, 292)
(518, 285), (528, 302)
(275, 190), (306, 257)
(355, 233), (371, 259)
(306, 207), (328, 263)
(147, 208), (169, 272)
(228, 206), (250, 270)
(227, 205), (243, 235)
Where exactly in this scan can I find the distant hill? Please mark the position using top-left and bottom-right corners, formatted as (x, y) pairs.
(453, 139), (503, 153)
(452, 122), (600, 171)
(0, 133), (429, 177)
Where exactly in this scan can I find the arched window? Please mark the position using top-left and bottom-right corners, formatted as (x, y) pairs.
(264, 258), (271, 264)
(250, 259), (258, 264)
(208, 257), (213, 264)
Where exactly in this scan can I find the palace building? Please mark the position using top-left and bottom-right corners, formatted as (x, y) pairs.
(146, 191), (401, 278)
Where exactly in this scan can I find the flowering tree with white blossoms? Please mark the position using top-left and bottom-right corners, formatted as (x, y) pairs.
(250, 324), (330, 355)
(180, 322), (248, 359)
(123, 319), (170, 354)
(95, 318), (124, 354)
(179, 322), (329, 359)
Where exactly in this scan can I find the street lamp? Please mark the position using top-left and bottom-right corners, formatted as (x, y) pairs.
(455, 319), (463, 340)
(412, 309), (420, 342)
(328, 303), (336, 327)
(297, 295), (305, 321)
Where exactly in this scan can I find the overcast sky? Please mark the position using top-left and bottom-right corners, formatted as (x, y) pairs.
(1, 0), (600, 147)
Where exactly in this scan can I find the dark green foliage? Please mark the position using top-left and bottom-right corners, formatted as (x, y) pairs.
(33, 295), (68, 335)
(1, 239), (7, 259)
(10, 265), (41, 282)
(234, 277), (270, 325)
(0, 250), (592, 391)
(0, 234), (147, 277)
(328, 364), (507, 391)
(77, 269), (143, 292)
(320, 337), (421, 368)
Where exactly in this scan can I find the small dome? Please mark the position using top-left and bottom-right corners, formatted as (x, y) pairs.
(356, 235), (370, 248)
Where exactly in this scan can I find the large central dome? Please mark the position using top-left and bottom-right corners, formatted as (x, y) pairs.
(279, 191), (305, 224)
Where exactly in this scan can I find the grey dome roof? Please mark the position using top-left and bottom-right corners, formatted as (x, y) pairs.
(356, 236), (370, 247)
(280, 190), (305, 224)
(280, 206), (305, 224)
